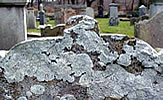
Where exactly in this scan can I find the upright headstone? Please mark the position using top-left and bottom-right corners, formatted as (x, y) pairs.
(39, 4), (45, 25)
(98, 5), (104, 18)
(0, 0), (28, 50)
(135, 11), (163, 48)
(139, 5), (147, 17)
(86, 7), (95, 18)
(150, 1), (163, 17)
(109, 3), (119, 26)
(26, 8), (37, 29)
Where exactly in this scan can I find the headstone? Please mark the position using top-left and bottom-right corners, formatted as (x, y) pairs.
(86, 7), (94, 18)
(26, 8), (37, 29)
(139, 5), (147, 17)
(150, 2), (163, 17)
(135, 11), (163, 48)
(0, 0), (28, 50)
(39, 4), (45, 25)
(98, 5), (104, 18)
(109, 3), (119, 26)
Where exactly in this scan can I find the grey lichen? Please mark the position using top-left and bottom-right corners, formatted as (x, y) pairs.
(0, 15), (163, 99)
(30, 85), (45, 95)
(60, 94), (77, 100)
(17, 97), (27, 100)
(26, 91), (32, 98)
(117, 54), (131, 66)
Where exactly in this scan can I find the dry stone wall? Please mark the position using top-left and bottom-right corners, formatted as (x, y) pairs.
(0, 15), (163, 100)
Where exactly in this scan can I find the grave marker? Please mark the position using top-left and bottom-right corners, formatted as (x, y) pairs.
(0, 0), (29, 50)
(135, 11), (163, 48)
(109, 3), (119, 26)
(86, 7), (94, 18)
(26, 8), (37, 29)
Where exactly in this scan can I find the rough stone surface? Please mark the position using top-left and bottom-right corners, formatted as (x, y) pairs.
(135, 11), (163, 48)
(30, 85), (45, 95)
(0, 15), (163, 100)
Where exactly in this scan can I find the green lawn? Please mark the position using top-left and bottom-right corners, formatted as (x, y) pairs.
(96, 18), (134, 36)
(28, 18), (134, 37)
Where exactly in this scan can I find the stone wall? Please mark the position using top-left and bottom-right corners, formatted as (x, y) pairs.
(0, 15), (163, 100)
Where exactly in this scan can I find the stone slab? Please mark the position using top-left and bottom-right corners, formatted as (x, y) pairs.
(0, 7), (27, 50)
(135, 11), (163, 48)
(150, 2), (163, 17)
(26, 10), (37, 29)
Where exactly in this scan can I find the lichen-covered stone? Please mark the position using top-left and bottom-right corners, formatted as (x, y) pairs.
(17, 97), (27, 100)
(60, 94), (77, 100)
(30, 85), (45, 95)
(0, 15), (163, 100)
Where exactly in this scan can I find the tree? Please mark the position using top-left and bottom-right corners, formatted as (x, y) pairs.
(131, 0), (135, 11)
(86, 0), (96, 7)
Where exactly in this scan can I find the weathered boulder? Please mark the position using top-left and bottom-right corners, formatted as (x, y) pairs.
(0, 15), (163, 100)
(135, 11), (163, 48)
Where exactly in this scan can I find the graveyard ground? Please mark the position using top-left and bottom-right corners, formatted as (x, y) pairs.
(27, 18), (134, 36)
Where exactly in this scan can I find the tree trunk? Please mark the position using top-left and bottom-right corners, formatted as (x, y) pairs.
(87, 0), (95, 7)
(71, 0), (75, 4)
(31, 0), (34, 7)
(131, 0), (135, 11)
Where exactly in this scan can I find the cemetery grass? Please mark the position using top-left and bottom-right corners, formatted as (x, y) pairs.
(27, 19), (55, 33)
(96, 18), (134, 36)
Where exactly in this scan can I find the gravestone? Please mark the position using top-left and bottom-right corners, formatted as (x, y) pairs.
(135, 11), (163, 48)
(98, 5), (104, 18)
(150, 2), (163, 17)
(39, 4), (45, 25)
(0, 0), (28, 50)
(26, 8), (37, 29)
(139, 5), (147, 17)
(86, 7), (94, 18)
(109, 3), (119, 26)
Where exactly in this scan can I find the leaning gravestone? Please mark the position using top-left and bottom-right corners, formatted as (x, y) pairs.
(135, 11), (163, 48)
(150, 1), (163, 17)
(86, 7), (95, 18)
(109, 3), (119, 26)
(26, 8), (37, 29)
(0, 15), (163, 100)
(0, 0), (28, 50)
